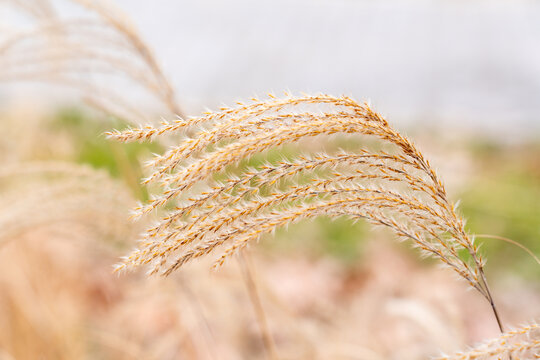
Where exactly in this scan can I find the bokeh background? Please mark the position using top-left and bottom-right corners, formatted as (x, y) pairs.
(0, 1), (539, 359)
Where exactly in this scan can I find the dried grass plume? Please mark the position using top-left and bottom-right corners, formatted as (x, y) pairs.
(0, 0), (182, 122)
(107, 92), (501, 310)
(436, 322), (539, 360)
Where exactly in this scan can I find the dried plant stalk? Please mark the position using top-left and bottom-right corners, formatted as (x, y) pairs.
(436, 322), (539, 360)
(107, 93), (505, 325)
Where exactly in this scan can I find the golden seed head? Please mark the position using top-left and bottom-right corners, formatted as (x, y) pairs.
(110, 94), (484, 296)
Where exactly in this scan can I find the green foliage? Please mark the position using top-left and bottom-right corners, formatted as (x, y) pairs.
(265, 216), (366, 266)
(51, 107), (161, 200)
(460, 143), (540, 279)
(315, 217), (367, 263)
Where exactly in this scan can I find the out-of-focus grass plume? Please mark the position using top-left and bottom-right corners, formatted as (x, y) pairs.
(0, 0), (182, 122)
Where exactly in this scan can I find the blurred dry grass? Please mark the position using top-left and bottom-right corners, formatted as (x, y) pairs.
(0, 213), (537, 359)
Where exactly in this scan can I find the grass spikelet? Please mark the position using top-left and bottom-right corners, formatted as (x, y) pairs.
(436, 322), (539, 359)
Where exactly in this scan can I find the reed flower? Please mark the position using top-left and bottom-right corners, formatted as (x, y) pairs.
(108, 93), (492, 299)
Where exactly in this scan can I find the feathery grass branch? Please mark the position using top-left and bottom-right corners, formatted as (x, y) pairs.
(109, 93), (506, 332)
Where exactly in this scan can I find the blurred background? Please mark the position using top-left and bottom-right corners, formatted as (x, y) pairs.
(113, 0), (540, 138)
(0, 0), (539, 359)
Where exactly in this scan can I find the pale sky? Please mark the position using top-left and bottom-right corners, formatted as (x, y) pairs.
(113, 0), (540, 137)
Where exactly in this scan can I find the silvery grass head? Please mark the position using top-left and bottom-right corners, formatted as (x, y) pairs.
(107, 92), (496, 293)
